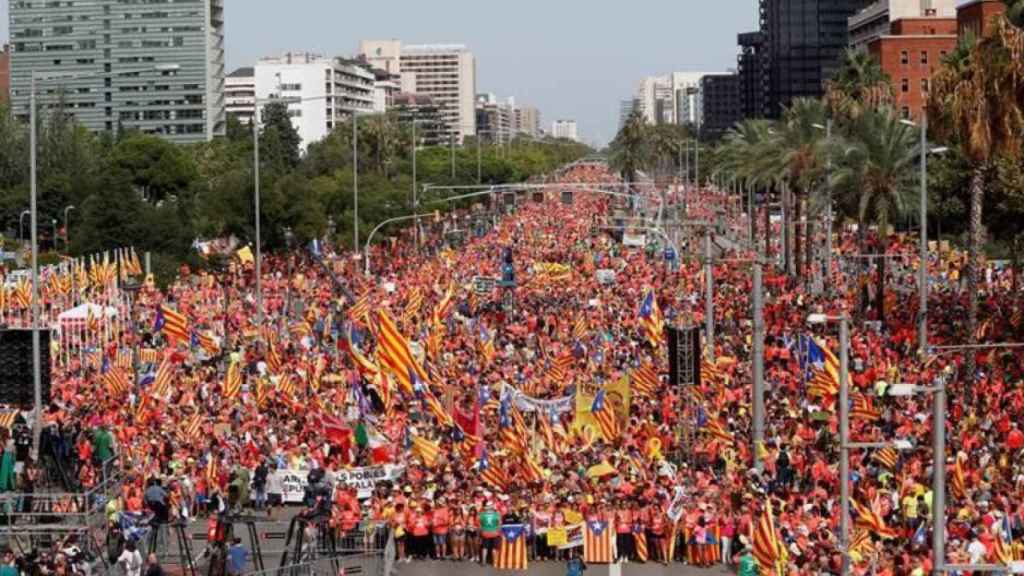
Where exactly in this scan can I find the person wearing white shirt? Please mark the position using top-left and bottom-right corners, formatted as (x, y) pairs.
(117, 541), (143, 576)
(967, 535), (987, 564)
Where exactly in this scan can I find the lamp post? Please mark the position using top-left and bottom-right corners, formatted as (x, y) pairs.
(752, 259), (765, 470)
(900, 116), (948, 356)
(63, 205), (75, 251)
(892, 342), (1024, 575)
(813, 121), (832, 293)
(28, 63), (178, 456)
(807, 313), (851, 576)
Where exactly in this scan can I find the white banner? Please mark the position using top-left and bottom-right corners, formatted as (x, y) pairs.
(622, 233), (646, 247)
(265, 469), (310, 504)
(501, 383), (574, 414)
(334, 464), (406, 499)
(265, 465), (406, 503)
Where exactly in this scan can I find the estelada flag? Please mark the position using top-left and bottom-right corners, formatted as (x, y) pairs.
(154, 305), (189, 343)
(584, 519), (614, 563)
(494, 524), (528, 571)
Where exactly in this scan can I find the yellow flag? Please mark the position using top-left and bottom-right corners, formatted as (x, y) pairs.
(236, 246), (255, 265)
(571, 391), (599, 434)
(586, 461), (616, 478)
(604, 375), (631, 420)
(563, 509), (584, 525)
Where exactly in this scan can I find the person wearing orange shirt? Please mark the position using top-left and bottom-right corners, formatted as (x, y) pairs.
(409, 502), (431, 560)
(615, 502), (633, 562)
(431, 497), (451, 560)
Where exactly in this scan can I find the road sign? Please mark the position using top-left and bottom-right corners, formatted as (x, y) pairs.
(472, 276), (496, 295)
(0, 251), (16, 261)
(664, 248), (676, 261)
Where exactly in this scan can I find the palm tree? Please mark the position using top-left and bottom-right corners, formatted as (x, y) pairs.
(830, 109), (918, 324)
(825, 49), (894, 123)
(1006, 0), (1024, 27)
(609, 110), (650, 185)
(929, 17), (1024, 383)
(766, 98), (829, 278)
(716, 119), (776, 254)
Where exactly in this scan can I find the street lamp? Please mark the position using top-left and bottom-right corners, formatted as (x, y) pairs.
(28, 63), (179, 456)
(900, 116), (948, 356)
(813, 121), (833, 294)
(806, 313), (851, 576)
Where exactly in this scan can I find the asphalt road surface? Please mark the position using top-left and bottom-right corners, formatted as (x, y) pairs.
(395, 560), (733, 576)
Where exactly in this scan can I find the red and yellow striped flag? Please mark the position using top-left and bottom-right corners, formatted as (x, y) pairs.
(223, 359), (242, 400)
(411, 435), (441, 467)
(753, 499), (787, 575)
(375, 310), (428, 395)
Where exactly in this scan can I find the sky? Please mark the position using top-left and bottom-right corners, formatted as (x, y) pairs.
(1, 0), (758, 147)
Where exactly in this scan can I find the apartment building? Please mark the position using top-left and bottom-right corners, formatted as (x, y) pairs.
(551, 120), (579, 142)
(8, 0), (225, 142)
(360, 40), (477, 143)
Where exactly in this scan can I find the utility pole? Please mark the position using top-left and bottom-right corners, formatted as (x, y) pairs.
(932, 370), (946, 575)
(919, 114), (929, 356)
(253, 103), (263, 326)
(704, 230), (714, 359)
(752, 260), (765, 470)
(839, 316), (851, 576)
(825, 119), (834, 291)
(353, 112), (359, 251)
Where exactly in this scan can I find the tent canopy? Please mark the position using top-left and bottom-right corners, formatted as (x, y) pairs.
(58, 302), (119, 322)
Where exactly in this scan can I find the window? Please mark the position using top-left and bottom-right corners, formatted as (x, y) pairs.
(901, 78), (909, 93)
(920, 51), (929, 64)
(921, 79), (929, 93)
(901, 106), (910, 119)
(900, 50), (909, 65)
(939, 50), (948, 60)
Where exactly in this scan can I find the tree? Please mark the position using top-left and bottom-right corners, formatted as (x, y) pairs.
(830, 109), (917, 324)
(824, 49), (894, 123)
(110, 134), (198, 202)
(929, 18), (1024, 384)
(1006, 0), (1024, 27)
(609, 110), (649, 184)
(766, 98), (829, 278)
(259, 102), (301, 173)
(715, 119), (777, 253)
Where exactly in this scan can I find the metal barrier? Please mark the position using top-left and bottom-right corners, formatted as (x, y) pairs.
(0, 459), (121, 561)
(241, 552), (384, 576)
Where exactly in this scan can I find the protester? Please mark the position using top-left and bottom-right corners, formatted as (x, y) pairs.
(1, 161), (1021, 575)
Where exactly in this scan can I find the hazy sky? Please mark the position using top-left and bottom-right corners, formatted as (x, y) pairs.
(2, 0), (758, 146)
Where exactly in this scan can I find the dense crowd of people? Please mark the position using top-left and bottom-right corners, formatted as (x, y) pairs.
(0, 159), (1023, 576)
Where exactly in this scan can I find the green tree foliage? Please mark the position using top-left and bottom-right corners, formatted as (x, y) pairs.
(0, 104), (590, 268)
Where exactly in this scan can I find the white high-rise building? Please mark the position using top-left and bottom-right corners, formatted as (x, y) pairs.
(551, 120), (579, 142)
(359, 40), (477, 143)
(635, 72), (715, 126)
(232, 53), (374, 151)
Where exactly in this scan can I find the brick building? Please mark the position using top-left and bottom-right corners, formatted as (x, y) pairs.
(957, 0), (1007, 39)
(0, 46), (9, 105)
(866, 18), (957, 119)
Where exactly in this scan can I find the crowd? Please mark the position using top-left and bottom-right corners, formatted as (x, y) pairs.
(0, 159), (1022, 576)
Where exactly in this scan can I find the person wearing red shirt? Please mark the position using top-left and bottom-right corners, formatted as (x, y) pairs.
(615, 502), (633, 561)
(431, 498), (451, 560)
(1007, 423), (1024, 451)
